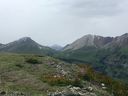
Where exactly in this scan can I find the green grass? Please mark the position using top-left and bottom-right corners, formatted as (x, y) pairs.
(0, 53), (126, 96)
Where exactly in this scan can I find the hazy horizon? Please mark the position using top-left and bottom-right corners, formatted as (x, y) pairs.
(0, 0), (128, 46)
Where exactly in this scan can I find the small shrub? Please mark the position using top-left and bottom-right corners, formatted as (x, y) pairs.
(15, 64), (24, 68)
(72, 79), (83, 88)
(42, 75), (82, 87)
(25, 57), (41, 64)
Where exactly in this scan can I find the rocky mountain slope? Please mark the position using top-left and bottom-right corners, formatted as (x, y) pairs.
(56, 33), (128, 83)
(0, 53), (127, 96)
(64, 34), (113, 50)
(64, 33), (128, 51)
(0, 37), (55, 55)
(105, 33), (128, 48)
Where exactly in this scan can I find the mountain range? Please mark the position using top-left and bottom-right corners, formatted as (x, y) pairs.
(0, 33), (128, 83)
(64, 33), (128, 50)
(57, 33), (128, 83)
(0, 33), (127, 54)
(0, 33), (128, 95)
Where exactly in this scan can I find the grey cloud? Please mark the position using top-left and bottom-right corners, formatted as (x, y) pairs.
(57, 0), (123, 17)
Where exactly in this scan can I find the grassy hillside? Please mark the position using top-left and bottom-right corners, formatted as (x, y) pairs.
(55, 47), (128, 83)
(0, 53), (127, 96)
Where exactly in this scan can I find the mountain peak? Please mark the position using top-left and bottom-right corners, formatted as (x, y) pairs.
(64, 34), (107, 50)
(50, 44), (63, 51)
(0, 37), (55, 55)
(64, 33), (128, 51)
(121, 33), (128, 38)
(83, 34), (96, 38)
(18, 37), (32, 42)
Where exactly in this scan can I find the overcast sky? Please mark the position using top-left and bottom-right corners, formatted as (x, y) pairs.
(0, 0), (128, 46)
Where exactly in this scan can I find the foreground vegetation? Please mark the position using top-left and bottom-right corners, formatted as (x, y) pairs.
(0, 53), (127, 96)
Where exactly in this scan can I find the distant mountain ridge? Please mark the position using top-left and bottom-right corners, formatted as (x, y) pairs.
(64, 33), (128, 50)
(0, 37), (55, 55)
(50, 44), (63, 51)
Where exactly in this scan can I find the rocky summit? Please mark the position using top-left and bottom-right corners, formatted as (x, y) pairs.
(64, 33), (128, 50)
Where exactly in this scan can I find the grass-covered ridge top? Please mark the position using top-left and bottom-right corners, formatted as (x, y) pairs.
(0, 53), (127, 96)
